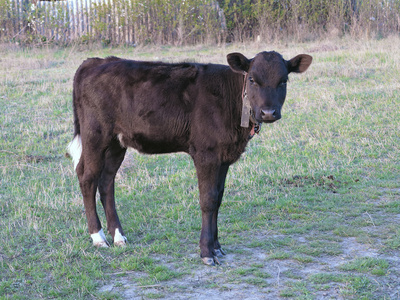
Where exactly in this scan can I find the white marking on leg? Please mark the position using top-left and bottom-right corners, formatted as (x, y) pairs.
(91, 228), (109, 247)
(67, 135), (82, 171)
(117, 134), (141, 154)
(114, 228), (127, 246)
(117, 133), (126, 148)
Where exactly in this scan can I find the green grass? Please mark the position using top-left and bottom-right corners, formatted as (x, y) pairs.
(1, 37), (400, 299)
(340, 257), (389, 276)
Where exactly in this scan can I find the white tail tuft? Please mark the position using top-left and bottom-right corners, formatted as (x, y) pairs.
(67, 135), (82, 171)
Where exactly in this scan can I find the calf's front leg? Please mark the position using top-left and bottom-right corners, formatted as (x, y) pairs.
(213, 163), (229, 258)
(195, 160), (224, 266)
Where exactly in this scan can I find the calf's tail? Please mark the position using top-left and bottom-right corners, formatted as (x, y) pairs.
(67, 82), (82, 171)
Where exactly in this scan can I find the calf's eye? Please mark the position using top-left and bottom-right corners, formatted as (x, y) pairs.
(279, 80), (287, 87)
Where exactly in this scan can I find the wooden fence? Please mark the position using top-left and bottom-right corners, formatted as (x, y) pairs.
(0, 0), (226, 45)
(2, 0), (399, 46)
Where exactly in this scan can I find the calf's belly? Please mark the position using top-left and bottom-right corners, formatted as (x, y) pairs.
(117, 132), (188, 154)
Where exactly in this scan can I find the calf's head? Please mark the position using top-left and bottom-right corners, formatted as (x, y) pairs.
(227, 51), (312, 123)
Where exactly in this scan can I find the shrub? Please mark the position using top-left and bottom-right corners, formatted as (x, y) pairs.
(1, 0), (399, 46)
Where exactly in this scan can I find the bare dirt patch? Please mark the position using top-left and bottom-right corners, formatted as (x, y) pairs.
(99, 231), (400, 299)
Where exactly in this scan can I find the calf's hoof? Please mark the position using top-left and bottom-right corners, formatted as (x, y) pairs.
(214, 248), (226, 257)
(94, 240), (110, 247)
(202, 256), (221, 266)
(113, 228), (127, 247)
(114, 240), (127, 247)
(91, 229), (110, 247)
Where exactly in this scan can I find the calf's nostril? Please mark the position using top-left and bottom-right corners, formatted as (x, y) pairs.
(261, 109), (276, 119)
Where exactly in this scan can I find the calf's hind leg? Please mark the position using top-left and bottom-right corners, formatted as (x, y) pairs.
(75, 137), (109, 247)
(98, 139), (127, 246)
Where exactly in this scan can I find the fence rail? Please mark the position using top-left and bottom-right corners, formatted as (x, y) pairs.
(1, 0), (399, 46)
(0, 0), (226, 45)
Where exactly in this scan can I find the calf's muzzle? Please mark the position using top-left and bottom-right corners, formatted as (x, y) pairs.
(260, 108), (280, 122)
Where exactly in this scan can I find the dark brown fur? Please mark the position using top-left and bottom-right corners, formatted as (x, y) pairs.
(70, 51), (312, 265)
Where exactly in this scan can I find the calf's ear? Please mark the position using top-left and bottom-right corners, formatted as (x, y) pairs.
(227, 53), (251, 74)
(287, 54), (313, 73)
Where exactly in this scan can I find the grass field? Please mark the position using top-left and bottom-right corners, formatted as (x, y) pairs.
(1, 37), (400, 299)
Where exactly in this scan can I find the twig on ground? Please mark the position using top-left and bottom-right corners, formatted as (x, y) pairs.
(364, 211), (376, 227)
